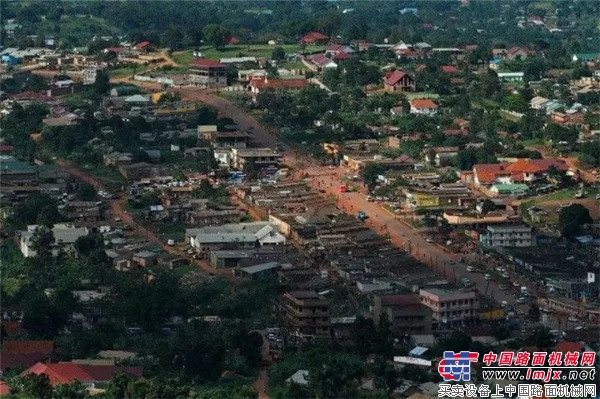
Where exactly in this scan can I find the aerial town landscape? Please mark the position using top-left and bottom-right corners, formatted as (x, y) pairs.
(0, 1), (599, 398)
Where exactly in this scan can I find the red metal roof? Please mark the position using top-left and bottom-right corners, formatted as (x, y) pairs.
(192, 58), (225, 67)
(301, 32), (329, 44)
(23, 362), (143, 387)
(333, 51), (351, 60)
(251, 78), (308, 90)
(441, 65), (458, 73)
(385, 70), (409, 86)
(134, 41), (151, 49)
(2, 340), (54, 355)
(410, 99), (437, 109)
(0, 144), (14, 153)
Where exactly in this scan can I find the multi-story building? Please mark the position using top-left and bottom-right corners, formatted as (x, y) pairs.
(188, 59), (227, 88)
(373, 294), (432, 335)
(479, 224), (536, 247)
(82, 68), (99, 85)
(230, 148), (283, 171)
(419, 288), (479, 323)
(282, 291), (330, 339)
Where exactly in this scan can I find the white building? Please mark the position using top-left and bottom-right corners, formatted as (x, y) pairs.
(19, 224), (89, 258)
(419, 288), (479, 322)
(409, 99), (438, 116)
(479, 224), (536, 248)
(82, 68), (99, 85)
(529, 96), (549, 110)
(497, 72), (524, 82)
(186, 222), (286, 252)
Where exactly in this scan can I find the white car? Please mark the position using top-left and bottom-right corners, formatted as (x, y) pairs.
(425, 237), (434, 243)
(517, 297), (528, 304)
(567, 317), (579, 322)
(513, 281), (520, 287)
(484, 274), (492, 281)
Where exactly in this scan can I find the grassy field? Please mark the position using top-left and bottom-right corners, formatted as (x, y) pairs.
(83, 164), (126, 191)
(172, 44), (326, 66)
(109, 65), (147, 79)
(404, 92), (440, 100)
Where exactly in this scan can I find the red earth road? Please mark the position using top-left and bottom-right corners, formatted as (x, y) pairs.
(56, 159), (235, 284)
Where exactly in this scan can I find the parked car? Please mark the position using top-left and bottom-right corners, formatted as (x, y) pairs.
(425, 237), (434, 243)
(484, 274), (492, 281)
(517, 297), (528, 304)
(498, 284), (507, 291)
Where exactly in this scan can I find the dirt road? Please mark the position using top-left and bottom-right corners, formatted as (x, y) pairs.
(56, 159), (235, 283)
(302, 166), (524, 307)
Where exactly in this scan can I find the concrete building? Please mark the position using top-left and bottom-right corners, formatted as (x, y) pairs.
(230, 148), (283, 171)
(282, 291), (330, 339)
(479, 224), (536, 247)
(132, 250), (158, 267)
(410, 99), (438, 116)
(497, 72), (524, 82)
(373, 294), (433, 335)
(188, 59), (227, 88)
(19, 224), (88, 258)
(82, 68), (100, 85)
(419, 288), (479, 323)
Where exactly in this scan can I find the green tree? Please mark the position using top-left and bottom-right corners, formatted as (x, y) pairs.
(10, 373), (53, 399)
(479, 199), (496, 215)
(53, 381), (86, 399)
(94, 69), (110, 95)
(75, 233), (105, 258)
(105, 373), (132, 399)
(309, 354), (365, 399)
(272, 46), (286, 62)
(76, 182), (97, 201)
(360, 164), (385, 192)
(528, 304), (541, 321)
(22, 289), (78, 338)
(558, 204), (592, 238)
(203, 24), (231, 49)
(6, 193), (63, 230)
(31, 226), (55, 256)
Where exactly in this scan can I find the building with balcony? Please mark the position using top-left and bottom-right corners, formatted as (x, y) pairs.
(282, 291), (330, 339)
(373, 294), (432, 335)
(479, 224), (536, 248)
(419, 288), (479, 323)
(230, 148), (283, 171)
(189, 59), (227, 88)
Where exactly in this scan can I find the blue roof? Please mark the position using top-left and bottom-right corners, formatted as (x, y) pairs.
(490, 58), (502, 64)
(409, 346), (429, 357)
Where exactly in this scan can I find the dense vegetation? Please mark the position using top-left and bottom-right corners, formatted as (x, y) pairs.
(2, 1), (599, 55)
